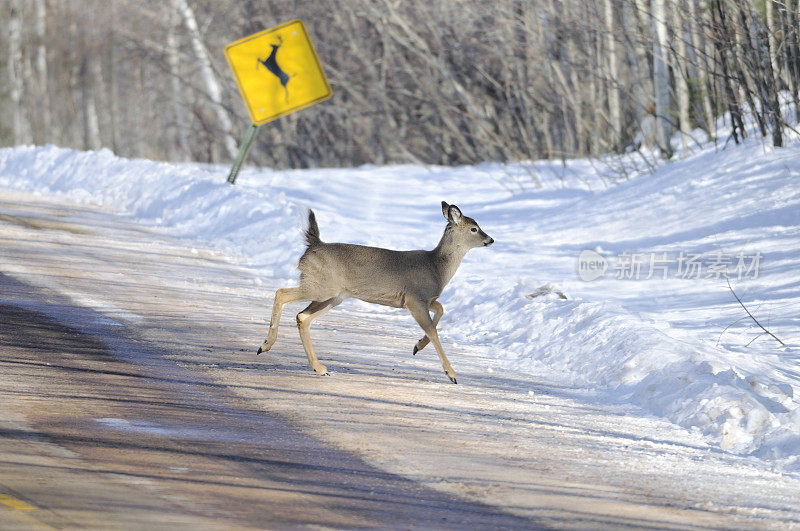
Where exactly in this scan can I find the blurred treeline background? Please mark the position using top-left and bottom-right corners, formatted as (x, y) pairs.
(1, 0), (799, 168)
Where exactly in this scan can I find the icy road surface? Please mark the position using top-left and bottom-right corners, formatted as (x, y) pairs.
(0, 274), (529, 529)
(1, 190), (799, 528)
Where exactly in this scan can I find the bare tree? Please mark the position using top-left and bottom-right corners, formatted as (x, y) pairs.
(34, 0), (49, 142)
(671, 0), (691, 151)
(605, 0), (622, 150)
(7, 0), (31, 145)
(174, 0), (237, 161)
(687, 0), (716, 137)
(168, 0), (188, 160)
(0, 0), (795, 168)
(651, 0), (673, 158)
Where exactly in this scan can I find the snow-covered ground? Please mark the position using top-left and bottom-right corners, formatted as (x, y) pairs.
(1, 120), (799, 473)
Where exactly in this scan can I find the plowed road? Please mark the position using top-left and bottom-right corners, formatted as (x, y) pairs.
(1, 189), (799, 529)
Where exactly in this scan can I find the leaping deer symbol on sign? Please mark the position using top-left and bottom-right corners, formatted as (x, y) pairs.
(225, 19), (331, 125)
(257, 35), (292, 102)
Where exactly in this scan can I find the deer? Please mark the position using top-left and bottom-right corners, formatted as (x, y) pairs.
(256, 36), (291, 102)
(256, 202), (494, 384)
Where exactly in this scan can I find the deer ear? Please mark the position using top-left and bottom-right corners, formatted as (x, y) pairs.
(448, 205), (463, 224)
(441, 201), (450, 221)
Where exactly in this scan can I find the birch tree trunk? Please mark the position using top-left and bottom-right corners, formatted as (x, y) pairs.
(605, 0), (621, 150)
(175, 0), (238, 161)
(35, 0), (49, 142)
(687, 0), (715, 137)
(765, 0), (780, 84)
(671, 0), (691, 151)
(792, 0), (800, 119)
(8, 0), (31, 145)
(168, 0), (188, 161)
(108, 9), (119, 153)
(779, 0), (800, 121)
(626, 0), (654, 147)
(81, 54), (102, 150)
(588, 29), (599, 154)
(651, 0), (673, 158)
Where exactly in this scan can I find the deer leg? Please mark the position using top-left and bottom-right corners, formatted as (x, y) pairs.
(406, 298), (457, 384)
(257, 287), (305, 354)
(296, 295), (343, 376)
(412, 300), (443, 355)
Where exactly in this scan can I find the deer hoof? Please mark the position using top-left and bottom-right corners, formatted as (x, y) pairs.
(412, 345), (418, 355)
(447, 374), (457, 384)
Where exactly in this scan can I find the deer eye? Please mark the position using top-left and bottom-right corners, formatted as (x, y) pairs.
(470, 228), (478, 233)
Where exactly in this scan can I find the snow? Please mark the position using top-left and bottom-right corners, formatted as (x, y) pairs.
(1, 120), (799, 472)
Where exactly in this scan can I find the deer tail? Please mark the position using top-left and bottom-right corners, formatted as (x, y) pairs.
(304, 209), (322, 248)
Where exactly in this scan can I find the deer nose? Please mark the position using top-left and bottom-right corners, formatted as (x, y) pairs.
(484, 237), (494, 246)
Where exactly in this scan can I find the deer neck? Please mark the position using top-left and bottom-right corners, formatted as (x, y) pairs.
(432, 228), (469, 287)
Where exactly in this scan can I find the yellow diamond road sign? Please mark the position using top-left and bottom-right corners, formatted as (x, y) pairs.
(224, 19), (331, 125)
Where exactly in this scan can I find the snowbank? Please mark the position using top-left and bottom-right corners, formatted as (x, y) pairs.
(1, 137), (798, 469)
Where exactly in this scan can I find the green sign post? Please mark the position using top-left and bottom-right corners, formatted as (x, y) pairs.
(223, 19), (332, 184)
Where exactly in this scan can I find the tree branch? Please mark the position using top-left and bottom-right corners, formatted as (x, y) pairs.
(725, 275), (785, 347)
